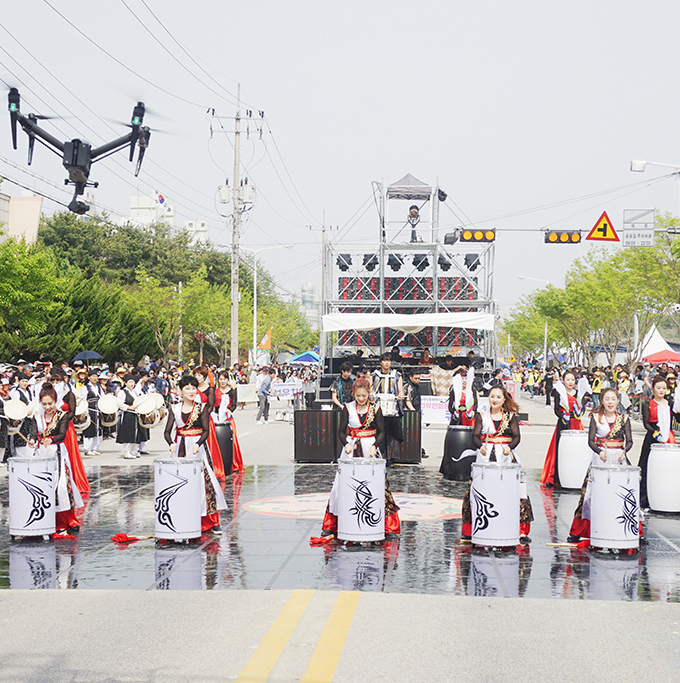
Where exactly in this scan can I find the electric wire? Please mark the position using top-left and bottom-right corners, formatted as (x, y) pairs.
(42, 0), (208, 109)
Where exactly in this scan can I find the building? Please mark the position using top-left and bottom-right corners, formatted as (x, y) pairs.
(184, 219), (209, 243)
(0, 190), (43, 244)
(124, 195), (176, 229)
(301, 282), (321, 331)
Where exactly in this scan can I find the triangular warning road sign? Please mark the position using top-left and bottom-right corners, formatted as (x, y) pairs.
(586, 211), (619, 242)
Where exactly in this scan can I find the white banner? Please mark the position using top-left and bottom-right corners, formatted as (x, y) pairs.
(420, 395), (451, 424)
(270, 384), (304, 399)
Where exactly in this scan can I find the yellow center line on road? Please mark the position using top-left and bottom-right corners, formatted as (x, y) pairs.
(236, 589), (314, 683)
(301, 591), (361, 683)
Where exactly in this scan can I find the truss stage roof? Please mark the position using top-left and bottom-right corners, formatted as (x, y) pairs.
(322, 312), (494, 334)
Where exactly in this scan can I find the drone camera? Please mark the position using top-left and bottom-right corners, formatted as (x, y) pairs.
(68, 197), (90, 215)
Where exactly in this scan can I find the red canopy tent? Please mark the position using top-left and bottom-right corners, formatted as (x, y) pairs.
(641, 349), (680, 364)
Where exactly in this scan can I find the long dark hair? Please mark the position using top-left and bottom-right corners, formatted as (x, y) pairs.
(591, 387), (618, 419)
(488, 385), (519, 414)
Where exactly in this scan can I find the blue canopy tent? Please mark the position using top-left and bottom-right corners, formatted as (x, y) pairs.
(288, 351), (320, 365)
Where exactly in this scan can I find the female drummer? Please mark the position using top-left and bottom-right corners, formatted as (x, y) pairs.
(49, 368), (90, 493)
(639, 375), (678, 511)
(319, 378), (400, 537)
(567, 388), (634, 543)
(193, 366), (227, 480)
(214, 370), (244, 472)
(540, 370), (589, 488)
(163, 375), (228, 534)
(28, 383), (83, 535)
(447, 367), (478, 427)
(461, 385), (533, 543)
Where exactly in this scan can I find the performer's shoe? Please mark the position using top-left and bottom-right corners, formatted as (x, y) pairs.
(519, 535), (531, 544)
(84, 451), (95, 457)
(567, 535), (580, 543)
(320, 529), (334, 538)
(211, 526), (222, 535)
(124, 454), (136, 459)
(139, 451), (150, 455)
(68, 526), (80, 533)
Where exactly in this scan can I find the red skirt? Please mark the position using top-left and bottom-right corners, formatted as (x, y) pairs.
(229, 417), (244, 473)
(206, 419), (226, 481)
(64, 421), (90, 493)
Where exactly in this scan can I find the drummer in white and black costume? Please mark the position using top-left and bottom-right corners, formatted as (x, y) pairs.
(371, 352), (404, 466)
(461, 385), (534, 543)
(163, 375), (227, 534)
(567, 387), (635, 544)
(319, 377), (401, 537)
(82, 368), (105, 456)
(27, 382), (83, 534)
(116, 374), (149, 459)
(7, 371), (35, 458)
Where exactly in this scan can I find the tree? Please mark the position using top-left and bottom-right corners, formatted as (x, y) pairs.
(128, 267), (182, 365)
(0, 235), (61, 357)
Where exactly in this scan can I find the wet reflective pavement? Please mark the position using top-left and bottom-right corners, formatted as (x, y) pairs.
(2, 463), (680, 600)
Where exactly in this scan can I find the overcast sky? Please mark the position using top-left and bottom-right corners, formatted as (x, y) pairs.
(1, 1), (679, 317)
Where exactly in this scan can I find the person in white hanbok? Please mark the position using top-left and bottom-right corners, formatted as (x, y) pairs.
(163, 375), (227, 535)
(567, 388), (635, 543)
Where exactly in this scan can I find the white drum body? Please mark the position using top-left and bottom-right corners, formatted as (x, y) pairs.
(470, 463), (520, 547)
(377, 393), (397, 417)
(337, 457), (385, 542)
(648, 444), (680, 512)
(154, 458), (202, 540)
(8, 456), (57, 537)
(557, 430), (591, 489)
(590, 465), (640, 549)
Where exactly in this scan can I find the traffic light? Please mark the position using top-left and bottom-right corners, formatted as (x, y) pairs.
(544, 230), (582, 244)
(460, 229), (495, 243)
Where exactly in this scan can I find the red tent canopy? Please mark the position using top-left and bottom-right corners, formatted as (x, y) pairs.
(641, 349), (680, 364)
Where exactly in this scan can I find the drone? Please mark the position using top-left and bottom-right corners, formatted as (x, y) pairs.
(8, 88), (150, 214)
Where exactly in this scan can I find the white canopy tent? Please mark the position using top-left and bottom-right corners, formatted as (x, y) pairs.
(322, 312), (495, 335)
(639, 323), (673, 357)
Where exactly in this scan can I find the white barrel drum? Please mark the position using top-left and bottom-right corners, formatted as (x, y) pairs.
(557, 430), (591, 489)
(337, 457), (386, 542)
(154, 458), (202, 541)
(8, 456), (57, 538)
(648, 444), (680, 512)
(377, 394), (398, 417)
(470, 463), (520, 547)
(590, 465), (640, 549)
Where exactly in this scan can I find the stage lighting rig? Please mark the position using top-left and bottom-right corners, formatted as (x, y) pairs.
(8, 88), (151, 214)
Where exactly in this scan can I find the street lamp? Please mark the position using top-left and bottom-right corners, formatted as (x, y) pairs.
(517, 275), (551, 370)
(631, 160), (680, 216)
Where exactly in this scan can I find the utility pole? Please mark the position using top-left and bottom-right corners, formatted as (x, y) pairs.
(212, 86), (264, 367)
(230, 85), (241, 367)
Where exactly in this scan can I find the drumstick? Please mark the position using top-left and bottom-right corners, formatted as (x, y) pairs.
(546, 542), (579, 548)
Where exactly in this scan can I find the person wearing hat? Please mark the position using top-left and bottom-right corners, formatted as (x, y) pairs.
(7, 372), (36, 459)
(82, 368), (105, 456)
(116, 374), (147, 459)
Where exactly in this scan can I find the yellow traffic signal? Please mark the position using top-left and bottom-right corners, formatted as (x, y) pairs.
(544, 230), (581, 244)
(461, 229), (495, 243)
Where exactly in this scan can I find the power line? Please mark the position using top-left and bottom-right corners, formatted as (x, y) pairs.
(118, 0), (239, 109)
(42, 0), (207, 109)
(0, 173), (70, 208)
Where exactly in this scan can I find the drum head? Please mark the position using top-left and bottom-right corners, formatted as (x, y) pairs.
(75, 401), (89, 416)
(98, 394), (118, 413)
(135, 395), (157, 415)
(4, 399), (28, 421)
(153, 393), (165, 409)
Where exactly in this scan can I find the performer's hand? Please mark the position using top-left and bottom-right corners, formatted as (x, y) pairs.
(618, 452), (625, 462)
(369, 445), (377, 457)
(169, 443), (176, 453)
(480, 445), (487, 456)
(600, 451), (607, 462)
(344, 444), (352, 454)
(502, 445), (511, 456)
(192, 444), (199, 455)
(27, 440), (35, 449)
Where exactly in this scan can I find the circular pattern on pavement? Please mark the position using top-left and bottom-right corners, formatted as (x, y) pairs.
(242, 492), (462, 521)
